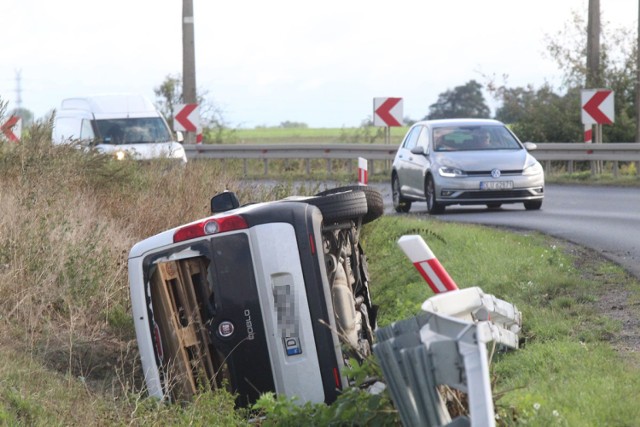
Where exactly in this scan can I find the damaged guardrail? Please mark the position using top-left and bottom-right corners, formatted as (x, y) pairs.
(373, 235), (522, 427)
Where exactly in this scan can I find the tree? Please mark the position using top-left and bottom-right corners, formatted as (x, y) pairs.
(486, 8), (637, 143)
(154, 74), (236, 144)
(154, 74), (182, 130)
(425, 80), (490, 120)
(493, 84), (582, 142)
(279, 121), (308, 129)
(9, 107), (34, 127)
(545, 9), (637, 142)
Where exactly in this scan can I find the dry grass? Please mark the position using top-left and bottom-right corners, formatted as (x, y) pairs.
(0, 122), (258, 424)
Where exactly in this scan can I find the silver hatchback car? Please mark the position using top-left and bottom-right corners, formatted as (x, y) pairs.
(391, 119), (544, 214)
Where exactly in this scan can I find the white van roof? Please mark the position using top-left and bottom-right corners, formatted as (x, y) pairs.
(60, 94), (159, 119)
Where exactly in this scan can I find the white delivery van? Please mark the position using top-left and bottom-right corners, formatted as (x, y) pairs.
(52, 93), (187, 163)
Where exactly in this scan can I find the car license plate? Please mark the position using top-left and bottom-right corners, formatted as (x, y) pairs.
(480, 181), (513, 190)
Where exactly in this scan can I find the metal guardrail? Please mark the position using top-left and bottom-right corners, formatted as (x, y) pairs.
(183, 143), (398, 175)
(183, 142), (640, 176)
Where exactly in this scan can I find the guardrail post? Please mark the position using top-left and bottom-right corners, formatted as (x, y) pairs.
(305, 159), (310, 175)
(243, 159), (248, 176)
(326, 159), (331, 175)
(613, 161), (619, 177)
(263, 159), (268, 176)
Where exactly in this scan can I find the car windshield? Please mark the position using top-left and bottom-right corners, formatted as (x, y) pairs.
(433, 125), (521, 152)
(96, 117), (172, 144)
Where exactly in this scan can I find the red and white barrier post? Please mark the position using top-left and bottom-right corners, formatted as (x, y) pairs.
(584, 124), (592, 143)
(358, 157), (368, 185)
(397, 235), (458, 294)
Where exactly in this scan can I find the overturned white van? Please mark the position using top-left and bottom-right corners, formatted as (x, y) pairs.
(52, 93), (187, 163)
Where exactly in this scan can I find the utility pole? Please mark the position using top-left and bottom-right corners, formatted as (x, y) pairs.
(636, 0), (640, 143)
(586, 0), (602, 175)
(586, 0), (601, 89)
(182, 0), (197, 144)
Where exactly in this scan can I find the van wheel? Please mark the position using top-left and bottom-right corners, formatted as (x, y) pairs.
(306, 190), (368, 223)
(316, 186), (383, 224)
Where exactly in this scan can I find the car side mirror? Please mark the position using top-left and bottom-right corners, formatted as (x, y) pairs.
(410, 146), (428, 156)
(175, 131), (184, 143)
(523, 142), (537, 151)
(211, 191), (240, 214)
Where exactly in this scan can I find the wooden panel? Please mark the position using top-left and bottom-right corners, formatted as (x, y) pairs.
(150, 258), (216, 401)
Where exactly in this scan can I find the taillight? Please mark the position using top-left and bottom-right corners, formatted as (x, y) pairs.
(333, 367), (342, 390)
(173, 215), (248, 243)
(309, 233), (316, 254)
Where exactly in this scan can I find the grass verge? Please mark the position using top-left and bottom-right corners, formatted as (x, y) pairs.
(362, 215), (640, 426)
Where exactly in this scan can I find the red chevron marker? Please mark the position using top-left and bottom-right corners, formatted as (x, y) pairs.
(374, 97), (403, 127)
(582, 90), (614, 125)
(1, 116), (20, 142)
(174, 104), (198, 132)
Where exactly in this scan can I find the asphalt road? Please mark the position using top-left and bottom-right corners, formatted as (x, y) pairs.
(371, 183), (640, 279)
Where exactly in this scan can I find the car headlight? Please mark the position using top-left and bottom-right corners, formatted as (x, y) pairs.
(439, 166), (466, 177)
(523, 159), (543, 176)
(114, 150), (128, 161)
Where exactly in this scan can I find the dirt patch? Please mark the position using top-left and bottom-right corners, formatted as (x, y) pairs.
(560, 239), (640, 357)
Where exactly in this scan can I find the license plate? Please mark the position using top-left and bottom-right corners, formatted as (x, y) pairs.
(480, 181), (513, 190)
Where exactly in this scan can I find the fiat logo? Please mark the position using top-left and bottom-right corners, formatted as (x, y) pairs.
(491, 168), (501, 178)
(218, 321), (235, 338)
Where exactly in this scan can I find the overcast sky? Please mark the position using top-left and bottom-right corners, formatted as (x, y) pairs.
(1, 0), (636, 128)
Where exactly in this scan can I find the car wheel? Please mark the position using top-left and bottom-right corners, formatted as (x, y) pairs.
(425, 175), (445, 214)
(524, 200), (543, 210)
(316, 185), (383, 224)
(392, 175), (411, 213)
(487, 203), (502, 209)
(305, 190), (368, 223)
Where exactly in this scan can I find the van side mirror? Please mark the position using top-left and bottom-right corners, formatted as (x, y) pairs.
(523, 142), (537, 151)
(176, 131), (184, 143)
(211, 191), (240, 214)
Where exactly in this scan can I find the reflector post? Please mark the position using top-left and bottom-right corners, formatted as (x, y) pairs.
(397, 235), (458, 294)
(358, 157), (368, 185)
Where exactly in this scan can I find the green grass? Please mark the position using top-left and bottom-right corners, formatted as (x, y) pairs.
(361, 215), (640, 425)
(233, 126), (408, 145)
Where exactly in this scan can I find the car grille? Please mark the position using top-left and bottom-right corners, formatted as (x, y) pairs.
(465, 170), (523, 176)
(457, 190), (534, 199)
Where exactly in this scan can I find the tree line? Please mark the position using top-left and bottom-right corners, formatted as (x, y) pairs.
(422, 11), (637, 143)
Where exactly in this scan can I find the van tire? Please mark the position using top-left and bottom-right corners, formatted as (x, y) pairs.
(316, 186), (383, 224)
(306, 190), (368, 223)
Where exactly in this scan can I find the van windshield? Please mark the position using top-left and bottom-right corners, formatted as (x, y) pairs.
(96, 118), (172, 144)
